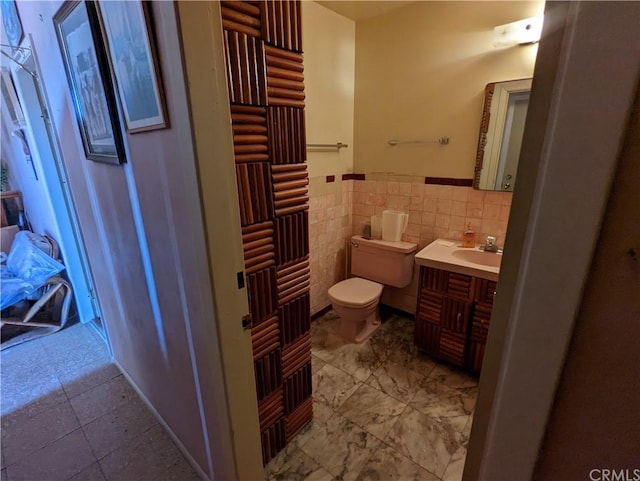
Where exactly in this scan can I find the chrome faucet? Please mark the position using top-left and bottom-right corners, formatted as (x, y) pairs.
(481, 235), (502, 253)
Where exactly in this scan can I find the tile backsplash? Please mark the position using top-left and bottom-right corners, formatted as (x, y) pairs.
(308, 177), (353, 315)
(308, 174), (513, 315)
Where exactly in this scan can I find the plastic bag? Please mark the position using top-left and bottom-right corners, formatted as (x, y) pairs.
(1, 231), (65, 310)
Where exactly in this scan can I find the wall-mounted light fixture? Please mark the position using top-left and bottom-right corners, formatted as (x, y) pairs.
(493, 15), (543, 47)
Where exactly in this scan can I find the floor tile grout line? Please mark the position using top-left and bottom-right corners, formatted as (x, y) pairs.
(93, 423), (160, 465)
(308, 312), (476, 481)
(64, 426), (104, 481)
(1, 400), (84, 469)
(2, 426), (92, 477)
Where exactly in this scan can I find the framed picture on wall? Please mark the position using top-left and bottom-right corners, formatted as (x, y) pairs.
(98, 1), (168, 133)
(53, 1), (126, 165)
(0, 0), (24, 50)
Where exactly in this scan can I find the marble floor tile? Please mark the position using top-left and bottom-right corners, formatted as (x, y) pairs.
(366, 359), (425, 404)
(445, 414), (471, 435)
(355, 442), (440, 481)
(322, 341), (385, 382)
(1, 399), (80, 466)
(311, 317), (345, 363)
(267, 441), (334, 481)
(312, 354), (327, 375)
(428, 365), (478, 392)
(388, 346), (438, 379)
(5, 428), (96, 481)
(313, 364), (361, 411)
(312, 396), (335, 424)
(384, 407), (464, 478)
(337, 383), (406, 440)
(312, 315), (387, 382)
(366, 317), (407, 359)
(441, 441), (468, 481)
(376, 315), (414, 346)
(410, 379), (476, 419)
(300, 413), (381, 481)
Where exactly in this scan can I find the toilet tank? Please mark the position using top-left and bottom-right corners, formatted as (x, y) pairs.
(350, 235), (417, 288)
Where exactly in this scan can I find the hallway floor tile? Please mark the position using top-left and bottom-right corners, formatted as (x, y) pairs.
(0, 323), (199, 481)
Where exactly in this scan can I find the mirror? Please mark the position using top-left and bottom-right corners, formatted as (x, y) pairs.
(474, 78), (532, 191)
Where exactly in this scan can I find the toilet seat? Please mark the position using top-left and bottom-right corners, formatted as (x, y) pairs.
(327, 277), (383, 308)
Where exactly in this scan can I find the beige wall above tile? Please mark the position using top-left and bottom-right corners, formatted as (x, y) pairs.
(353, 1), (543, 178)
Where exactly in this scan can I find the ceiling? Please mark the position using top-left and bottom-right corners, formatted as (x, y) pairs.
(315, 1), (414, 21)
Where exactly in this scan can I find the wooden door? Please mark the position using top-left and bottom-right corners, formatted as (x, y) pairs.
(219, 0), (311, 465)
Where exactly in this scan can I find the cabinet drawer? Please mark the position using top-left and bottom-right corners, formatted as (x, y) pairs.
(421, 267), (448, 292)
(421, 267), (474, 300)
(446, 273), (474, 300)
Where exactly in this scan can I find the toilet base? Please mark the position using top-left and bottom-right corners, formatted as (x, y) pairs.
(339, 308), (381, 344)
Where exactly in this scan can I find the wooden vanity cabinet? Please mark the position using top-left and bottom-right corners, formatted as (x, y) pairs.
(468, 278), (497, 373)
(415, 267), (497, 373)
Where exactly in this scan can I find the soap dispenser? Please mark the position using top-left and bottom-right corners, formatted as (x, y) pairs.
(462, 222), (476, 248)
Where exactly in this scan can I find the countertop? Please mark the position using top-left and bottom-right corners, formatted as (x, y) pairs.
(414, 238), (501, 281)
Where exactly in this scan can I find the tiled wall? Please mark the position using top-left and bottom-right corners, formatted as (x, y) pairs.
(308, 177), (353, 315)
(308, 174), (512, 316)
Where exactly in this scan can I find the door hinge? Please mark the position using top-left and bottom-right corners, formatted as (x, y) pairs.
(242, 314), (252, 329)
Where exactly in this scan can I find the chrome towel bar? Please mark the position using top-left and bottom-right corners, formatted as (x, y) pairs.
(388, 137), (450, 146)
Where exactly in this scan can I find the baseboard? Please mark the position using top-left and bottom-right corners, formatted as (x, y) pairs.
(311, 305), (332, 321)
(311, 304), (414, 321)
(380, 303), (416, 321)
(113, 360), (211, 481)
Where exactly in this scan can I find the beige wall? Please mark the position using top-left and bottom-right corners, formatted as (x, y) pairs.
(303, 1), (355, 178)
(353, 1), (542, 178)
(304, 2), (356, 314)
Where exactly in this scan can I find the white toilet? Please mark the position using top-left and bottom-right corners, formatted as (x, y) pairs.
(328, 235), (417, 343)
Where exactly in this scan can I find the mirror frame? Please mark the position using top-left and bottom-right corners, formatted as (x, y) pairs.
(473, 78), (532, 190)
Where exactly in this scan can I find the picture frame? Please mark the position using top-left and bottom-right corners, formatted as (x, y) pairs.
(98, 1), (168, 133)
(0, 0), (24, 50)
(0, 68), (26, 128)
(53, 1), (125, 165)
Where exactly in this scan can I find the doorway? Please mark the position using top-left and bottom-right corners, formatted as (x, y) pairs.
(1, 39), (106, 342)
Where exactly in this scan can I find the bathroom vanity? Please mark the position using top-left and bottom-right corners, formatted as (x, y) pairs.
(414, 239), (501, 374)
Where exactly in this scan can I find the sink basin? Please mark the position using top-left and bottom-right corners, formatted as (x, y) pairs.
(452, 249), (502, 268)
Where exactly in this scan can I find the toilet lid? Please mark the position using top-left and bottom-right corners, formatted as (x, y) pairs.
(328, 278), (383, 307)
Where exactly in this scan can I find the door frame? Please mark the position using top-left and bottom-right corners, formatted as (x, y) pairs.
(176, 2), (264, 480)
(4, 36), (107, 342)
